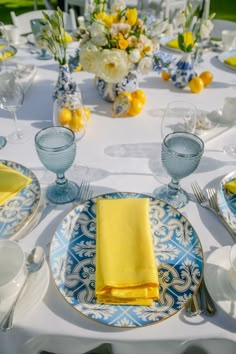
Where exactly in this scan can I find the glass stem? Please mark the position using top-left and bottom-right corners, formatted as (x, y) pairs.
(55, 173), (68, 190)
(168, 178), (180, 195)
(12, 111), (23, 139)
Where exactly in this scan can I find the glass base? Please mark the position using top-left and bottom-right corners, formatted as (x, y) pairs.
(47, 180), (79, 204)
(36, 52), (52, 60)
(153, 184), (189, 209)
(0, 136), (7, 149)
(7, 130), (30, 144)
(223, 144), (236, 159)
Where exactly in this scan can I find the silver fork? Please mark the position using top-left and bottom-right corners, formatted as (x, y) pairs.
(76, 180), (93, 203)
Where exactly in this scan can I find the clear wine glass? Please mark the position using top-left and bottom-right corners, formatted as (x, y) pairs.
(30, 19), (52, 60)
(161, 101), (197, 139)
(153, 131), (204, 209)
(35, 126), (79, 204)
(0, 72), (28, 144)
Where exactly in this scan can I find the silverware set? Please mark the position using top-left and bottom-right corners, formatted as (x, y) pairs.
(186, 180), (236, 317)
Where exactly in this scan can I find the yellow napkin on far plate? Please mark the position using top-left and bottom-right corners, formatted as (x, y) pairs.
(0, 163), (32, 205)
(167, 32), (194, 49)
(224, 179), (236, 194)
(224, 56), (236, 67)
(95, 198), (159, 306)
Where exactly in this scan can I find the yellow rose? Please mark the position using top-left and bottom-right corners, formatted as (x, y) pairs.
(125, 8), (137, 27)
(118, 33), (129, 50)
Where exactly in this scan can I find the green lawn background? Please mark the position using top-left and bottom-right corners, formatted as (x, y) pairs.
(0, 0), (236, 24)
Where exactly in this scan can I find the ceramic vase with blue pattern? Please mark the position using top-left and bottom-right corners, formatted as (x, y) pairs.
(53, 64), (79, 101)
(95, 71), (139, 102)
(171, 53), (194, 89)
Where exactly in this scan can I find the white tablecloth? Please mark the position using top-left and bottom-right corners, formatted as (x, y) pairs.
(0, 43), (236, 354)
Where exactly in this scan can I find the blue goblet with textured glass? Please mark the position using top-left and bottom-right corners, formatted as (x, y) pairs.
(153, 131), (204, 209)
(35, 126), (79, 204)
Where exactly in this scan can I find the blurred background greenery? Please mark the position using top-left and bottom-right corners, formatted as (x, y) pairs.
(0, 0), (236, 24)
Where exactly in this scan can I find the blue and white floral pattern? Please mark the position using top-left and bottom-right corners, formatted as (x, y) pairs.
(0, 160), (41, 239)
(53, 64), (80, 101)
(217, 171), (236, 232)
(50, 192), (203, 327)
(95, 71), (138, 102)
(171, 53), (194, 88)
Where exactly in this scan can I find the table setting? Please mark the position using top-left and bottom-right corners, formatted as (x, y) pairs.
(0, 0), (236, 353)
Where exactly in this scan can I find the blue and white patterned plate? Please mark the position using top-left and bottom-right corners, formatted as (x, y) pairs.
(217, 171), (236, 233)
(50, 192), (203, 328)
(0, 160), (41, 240)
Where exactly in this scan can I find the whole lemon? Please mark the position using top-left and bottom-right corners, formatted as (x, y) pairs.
(128, 98), (144, 116)
(69, 111), (85, 132)
(131, 89), (146, 105)
(199, 71), (213, 87)
(58, 108), (72, 126)
(161, 71), (171, 81)
(188, 76), (204, 93)
(84, 106), (91, 121)
(118, 91), (133, 103)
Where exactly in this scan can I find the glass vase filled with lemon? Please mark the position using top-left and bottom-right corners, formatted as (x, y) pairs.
(53, 93), (90, 141)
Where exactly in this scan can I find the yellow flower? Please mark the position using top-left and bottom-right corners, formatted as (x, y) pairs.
(118, 33), (129, 50)
(64, 32), (72, 43)
(96, 12), (118, 27)
(125, 8), (137, 27)
(183, 31), (194, 47)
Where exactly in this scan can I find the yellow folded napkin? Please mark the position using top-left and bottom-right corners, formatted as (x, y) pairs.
(95, 198), (159, 306)
(0, 163), (32, 205)
(224, 57), (236, 67)
(224, 179), (236, 194)
(167, 32), (194, 49)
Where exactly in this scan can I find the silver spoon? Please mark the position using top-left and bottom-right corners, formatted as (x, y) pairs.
(0, 246), (45, 331)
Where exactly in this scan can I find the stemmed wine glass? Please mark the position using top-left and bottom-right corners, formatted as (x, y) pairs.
(30, 19), (52, 60)
(161, 101), (197, 139)
(153, 131), (204, 209)
(35, 126), (79, 204)
(0, 73), (27, 144)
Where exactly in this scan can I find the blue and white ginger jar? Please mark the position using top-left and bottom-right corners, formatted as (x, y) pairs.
(171, 53), (194, 89)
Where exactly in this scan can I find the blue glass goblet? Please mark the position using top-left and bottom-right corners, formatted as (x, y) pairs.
(153, 131), (204, 208)
(35, 126), (79, 204)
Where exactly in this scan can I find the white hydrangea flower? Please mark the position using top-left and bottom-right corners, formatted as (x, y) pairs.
(79, 41), (99, 73)
(97, 49), (130, 83)
(90, 21), (108, 46)
(138, 57), (153, 74)
(129, 48), (141, 63)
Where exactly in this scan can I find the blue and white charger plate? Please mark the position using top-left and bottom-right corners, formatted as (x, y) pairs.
(49, 192), (203, 328)
(217, 171), (236, 233)
(0, 160), (41, 240)
(218, 50), (236, 71)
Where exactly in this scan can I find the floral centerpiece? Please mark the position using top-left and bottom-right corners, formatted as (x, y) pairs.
(171, 0), (215, 88)
(75, 0), (169, 101)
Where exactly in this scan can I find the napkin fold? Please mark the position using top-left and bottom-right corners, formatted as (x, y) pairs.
(95, 198), (159, 306)
(167, 32), (194, 49)
(224, 179), (236, 194)
(0, 162), (32, 205)
(224, 56), (236, 67)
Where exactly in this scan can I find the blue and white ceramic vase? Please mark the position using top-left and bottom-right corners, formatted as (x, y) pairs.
(95, 71), (139, 102)
(53, 63), (79, 101)
(171, 53), (194, 89)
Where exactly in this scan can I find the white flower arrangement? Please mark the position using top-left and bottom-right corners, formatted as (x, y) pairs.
(77, 0), (168, 82)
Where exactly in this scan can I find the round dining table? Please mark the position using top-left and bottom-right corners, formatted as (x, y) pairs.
(0, 40), (236, 354)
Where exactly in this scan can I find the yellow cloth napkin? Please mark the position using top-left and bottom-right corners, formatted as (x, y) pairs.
(95, 198), (159, 306)
(0, 163), (32, 205)
(224, 179), (236, 194)
(167, 32), (194, 49)
(224, 57), (236, 67)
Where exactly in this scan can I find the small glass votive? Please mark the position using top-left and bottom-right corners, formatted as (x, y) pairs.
(228, 244), (236, 291)
(222, 30), (236, 51)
